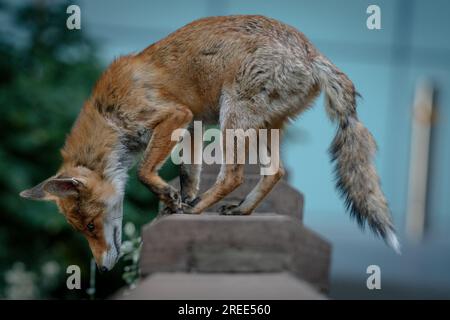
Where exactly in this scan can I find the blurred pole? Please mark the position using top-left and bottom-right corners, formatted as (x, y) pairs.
(406, 79), (435, 242)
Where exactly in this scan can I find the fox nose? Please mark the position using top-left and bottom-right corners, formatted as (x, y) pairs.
(99, 266), (108, 273)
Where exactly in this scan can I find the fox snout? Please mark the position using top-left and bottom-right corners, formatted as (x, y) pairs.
(97, 217), (122, 272)
(91, 217), (123, 272)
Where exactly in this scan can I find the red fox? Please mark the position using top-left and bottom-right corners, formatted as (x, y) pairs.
(20, 15), (399, 271)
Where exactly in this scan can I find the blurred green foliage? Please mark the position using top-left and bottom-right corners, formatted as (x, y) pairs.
(0, 0), (176, 299)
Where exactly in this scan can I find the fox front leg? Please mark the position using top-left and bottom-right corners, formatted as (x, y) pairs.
(138, 105), (193, 212)
(179, 123), (203, 206)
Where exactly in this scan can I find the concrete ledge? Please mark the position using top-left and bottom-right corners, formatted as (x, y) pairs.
(115, 272), (326, 300)
(140, 214), (331, 291)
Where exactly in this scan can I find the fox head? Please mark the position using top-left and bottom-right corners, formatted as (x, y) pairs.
(20, 166), (123, 272)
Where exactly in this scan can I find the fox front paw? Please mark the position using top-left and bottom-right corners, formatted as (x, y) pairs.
(160, 186), (182, 210)
(159, 205), (176, 216)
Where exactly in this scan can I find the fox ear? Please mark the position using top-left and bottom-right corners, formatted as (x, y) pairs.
(44, 178), (84, 198)
(20, 177), (84, 200)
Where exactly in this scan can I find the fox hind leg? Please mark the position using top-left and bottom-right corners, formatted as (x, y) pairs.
(219, 131), (285, 215)
(187, 109), (246, 214)
(187, 150), (245, 214)
(219, 164), (285, 215)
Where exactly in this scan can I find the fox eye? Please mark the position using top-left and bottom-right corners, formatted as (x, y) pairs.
(87, 222), (95, 232)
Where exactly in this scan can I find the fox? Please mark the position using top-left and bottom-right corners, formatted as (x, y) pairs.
(20, 15), (399, 272)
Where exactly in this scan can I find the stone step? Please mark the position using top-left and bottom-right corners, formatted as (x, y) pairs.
(140, 214), (331, 292)
(115, 272), (326, 300)
(170, 175), (304, 220)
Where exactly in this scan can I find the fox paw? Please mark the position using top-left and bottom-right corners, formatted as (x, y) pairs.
(218, 203), (245, 215)
(159, 205), (176, 216)
(159, 202), (194, 215)
(182, 196), (200, 207)
(160, 187), (182, 211)
(177, 202), (194, 214)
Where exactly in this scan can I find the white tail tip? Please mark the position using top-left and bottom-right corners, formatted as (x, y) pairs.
(386, 230), (401, 255)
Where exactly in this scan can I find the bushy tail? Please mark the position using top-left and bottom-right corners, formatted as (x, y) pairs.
(312, 55), (400, 254)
